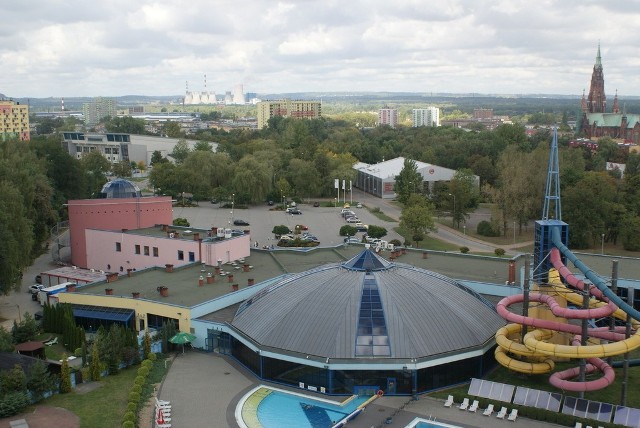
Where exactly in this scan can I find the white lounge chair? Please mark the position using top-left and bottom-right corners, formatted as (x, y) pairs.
(483, 404), (494, 416)
(496, 406), (508, 419)
(469, 400), (479, 412)
(458, 397), (469, 410)
(45, 337), (58, 346)
(444, 395), (454, 407)
(507, 408), (518, 421)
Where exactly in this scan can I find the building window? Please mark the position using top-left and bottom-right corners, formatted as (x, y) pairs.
(144, 246), (149, 256)
(188, 251), (195, 262)
(153, 247), (159, 257)
(178, 250), (184, 260)
(115, 242), (121, 252)
(135, 245), (140, 254)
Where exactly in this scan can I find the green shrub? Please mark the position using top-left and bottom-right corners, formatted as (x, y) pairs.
(148, 353), (157, 361)
(134, 375), (145, 386)
(477, 220), (500, 237)
(122, 421), (135, 428)
(127, 402), (137, 413)
(137, 366), (149, 377)
(494, 248), (506, 256)
(128, 391), (140, 404)
(0, 391), (30, 418)
(74, 348), (83, 357)
(131, 384), (142, 395)
(389, 239), (402, 247)
(459, 246), (470, 253)
(339, 225), (357, 237)
(122, 411), (136, 423)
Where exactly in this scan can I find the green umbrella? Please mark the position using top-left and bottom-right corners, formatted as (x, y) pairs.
(169, 332), (197, 353)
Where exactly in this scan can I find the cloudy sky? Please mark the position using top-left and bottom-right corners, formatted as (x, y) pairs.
(3, 0), (640, 98)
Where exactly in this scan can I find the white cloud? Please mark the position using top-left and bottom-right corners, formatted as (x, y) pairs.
(1, 0), (640, 97)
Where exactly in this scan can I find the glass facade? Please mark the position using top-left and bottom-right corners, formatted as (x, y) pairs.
(227, 335), (496, 396)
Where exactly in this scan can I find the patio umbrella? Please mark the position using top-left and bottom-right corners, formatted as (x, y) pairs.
(169, 332), (197, 353)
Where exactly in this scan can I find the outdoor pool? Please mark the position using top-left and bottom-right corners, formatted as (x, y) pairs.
(238, 386), (370, 428)
(406, 418), (463, 428)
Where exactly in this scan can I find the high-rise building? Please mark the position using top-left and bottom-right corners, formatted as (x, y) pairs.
(256, 100), (322, 129)
(83, 97), (117, 127)
(378, 108), (398, 128)
(0, 99), (30, 141)
(412, 107), (440, 127)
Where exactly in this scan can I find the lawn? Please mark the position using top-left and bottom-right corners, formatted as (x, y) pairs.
(41, 365), (138, 428)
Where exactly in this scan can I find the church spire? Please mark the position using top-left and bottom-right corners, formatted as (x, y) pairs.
(581, 89), (588, 112)
(587, 44), (606, 113)
(596, 42), (602, 68)
(612, 89), (620, 114)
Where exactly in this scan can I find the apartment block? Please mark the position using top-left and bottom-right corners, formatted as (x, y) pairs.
(0, 100), (30, 141)
(256, 100), (321, 129)
(378, 108), (398, 128)
(412, 107), (440, 127)
(82, 97), (117, 126)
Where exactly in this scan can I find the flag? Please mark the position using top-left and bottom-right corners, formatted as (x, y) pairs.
(334, 178), (339, 189)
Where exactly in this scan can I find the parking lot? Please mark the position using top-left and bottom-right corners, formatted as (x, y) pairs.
(172, 200), (403, 248)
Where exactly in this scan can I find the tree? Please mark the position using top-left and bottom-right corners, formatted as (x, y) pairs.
(143, 331), (152, 360)
(394, 158), (423, 205)
(150, 150), (168, 166)
(0, 182), (33, 294)
(0, 327), (14, 352)
(11, 313), (39, 344)
(26, 360), (55, 402)
(170, 139), (191, 164)
(80, 150), (110, 196)
(399, 195), (436, 248)
(193, 141), (213, 152)
(105, 116), (145, 134)
(111, 160), (132, 178)
(59, 355), (72, 393)
(163, 122), (183, 138)
(339, 225), (357, 237)
(448, 169), (479, 229)
(366, 225), (388, 239)
(90, 342), (102, 381)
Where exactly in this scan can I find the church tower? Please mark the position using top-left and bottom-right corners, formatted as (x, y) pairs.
(587, 44), (606, 113)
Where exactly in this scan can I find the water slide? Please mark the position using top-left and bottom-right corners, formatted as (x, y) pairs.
(494, 228), (640, 391)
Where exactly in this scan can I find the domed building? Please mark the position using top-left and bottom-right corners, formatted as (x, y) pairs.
(96, 178), (142, 199)
(227, 249), (505, 395)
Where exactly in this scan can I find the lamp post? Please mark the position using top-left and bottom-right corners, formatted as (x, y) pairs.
(463, 225), (466, 235)
(601, 233), (605, 255)
(448, 193), (456, 228)
(230, 193), (235, 225)
(334, 197), (337, 208)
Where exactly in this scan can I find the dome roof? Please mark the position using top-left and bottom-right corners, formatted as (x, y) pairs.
(232, 250), (504, 360)
(97, 179), (141, 199)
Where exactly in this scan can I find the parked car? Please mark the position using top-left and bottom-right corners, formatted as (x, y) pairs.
(366, 236), (381, 244)
(313, 201), (320, 207)
(344, 237), (361, 244)
(28, 284), (45, 294)
(295, 224), (309, 230)
(268, 200), (274, 206)
(356, 203), (363, 208)
(287, 208), (302, 215)
(346, 217), (359, 223)
(233, 219), (250, 226)
(355, 223), (369, 231)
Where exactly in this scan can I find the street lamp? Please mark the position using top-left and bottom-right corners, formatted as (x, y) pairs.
(334, 197), (337, 208)
(448, 193), (456, 228)
(601, 233), (605, 255)
(230, 193), (235, 225)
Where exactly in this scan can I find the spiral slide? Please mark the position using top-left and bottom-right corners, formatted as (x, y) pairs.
(494, 228), (640, 392)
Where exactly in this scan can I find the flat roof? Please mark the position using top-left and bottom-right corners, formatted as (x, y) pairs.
(117, 224), (247, 244)
(41, 266), (107, 283)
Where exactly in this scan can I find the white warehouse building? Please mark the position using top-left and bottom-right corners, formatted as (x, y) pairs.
(354, 157), (478, 199)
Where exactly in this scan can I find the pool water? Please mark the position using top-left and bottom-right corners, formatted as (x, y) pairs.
(410, 419), (462, 428)
(257, 390), (369, 428)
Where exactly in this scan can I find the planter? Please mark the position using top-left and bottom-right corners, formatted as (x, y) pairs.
(159, 287), (169, 297)
(132, 292), (140, 299)
(207, 273), (214, 284)
(243, 264), (250, 272)
(105, 288), (114, 295)
(232, 284), (239, 292)
(198, 276), (204, 287)
(65, 284), (77, 292)
(422, 252), (429, 259)
(165, 264), (174, 273)
(227, 274), (234, 283)
(248, 278), (255, 286)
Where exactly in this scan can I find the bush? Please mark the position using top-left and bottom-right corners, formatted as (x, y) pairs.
(477, 220), (500, 237)
(127, 402), (137, 412)
(339, 225), (357, 237)
(0, 391), (30, 418)
(367, 225), (388, 239)
(173, 218), (190, 227)
(131, 384), (142, 395)
(128, 391), (140, 404)
(389, 239), (402, 247)
(142, 359), (153, 369)
(134, 375), (145, 386)
(459, 246), (470, 254)
(137, 366), (149, 378)
(494, 248), (506, 256)
(272, 225), (290, 236)
(122, 411), (136, 423)
(122, 421), (135, 428)
(74, 347), (83, 357)
(148, 353), (157, 361)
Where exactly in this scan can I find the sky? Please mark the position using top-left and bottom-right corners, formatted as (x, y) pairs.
(3, 0), (640, 98)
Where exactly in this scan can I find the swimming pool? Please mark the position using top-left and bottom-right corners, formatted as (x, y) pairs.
(406, 417), (462, 428)
(238, 386), (370, 428)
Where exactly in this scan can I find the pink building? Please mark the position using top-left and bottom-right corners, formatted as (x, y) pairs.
(67, 180), (173, 268)
(85, 225), (250, 273)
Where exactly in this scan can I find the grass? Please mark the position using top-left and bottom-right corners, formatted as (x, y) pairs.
(41, 365), (139, 428)
(367, 206), (397, 223)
